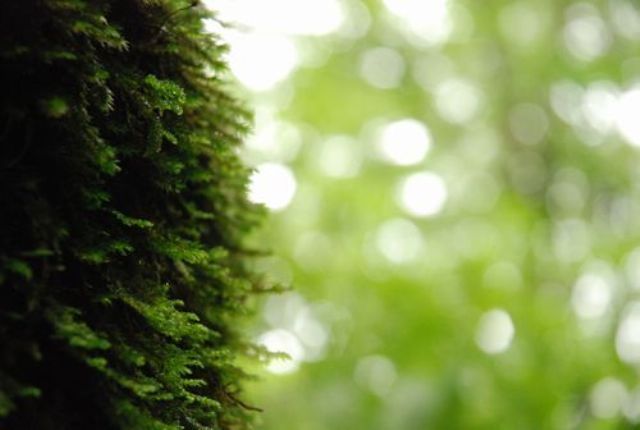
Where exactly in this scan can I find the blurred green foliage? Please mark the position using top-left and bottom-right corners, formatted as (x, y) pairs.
(232, 0), (640, 428)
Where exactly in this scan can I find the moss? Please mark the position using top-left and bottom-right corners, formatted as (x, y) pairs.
(0, 1), (265, 428)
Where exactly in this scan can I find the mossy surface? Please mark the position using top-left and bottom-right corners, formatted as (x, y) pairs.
(0, 1), (265, 428)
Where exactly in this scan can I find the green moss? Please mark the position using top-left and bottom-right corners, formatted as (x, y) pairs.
(0, 1), (265, 428)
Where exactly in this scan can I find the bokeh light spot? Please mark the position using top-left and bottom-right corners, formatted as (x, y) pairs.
(582, 81), (618, 135)
(316, 135), (361, 178)
(227, 32), (298, 92)
(258, 329), (305, 374)
(615, 86), (640, 147)
(248, 163), (297, 211)
(616, 302), (640, 364)
(293, 308), (329, 361)
(359, 47), (406, 89)
(590, 378), (628, 419)
(375, 218), (424, 264)
(435, 78), (481, 124)
(377, 119), (432, 166)
(206, 0), (345, 36)
(571, 273), (612, 320)
(563, 3), (611, 62)
(397, 172), (447, 217)
(382, 0), (452, 46)
(475, 309), (515, 355)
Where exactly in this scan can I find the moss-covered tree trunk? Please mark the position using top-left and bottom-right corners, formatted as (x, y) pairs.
(0, 1), (264, 428)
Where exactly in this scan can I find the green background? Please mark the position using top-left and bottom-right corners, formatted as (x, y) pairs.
(217, 0), (640, 428)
